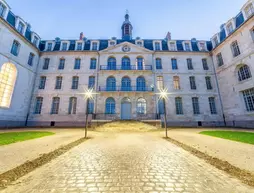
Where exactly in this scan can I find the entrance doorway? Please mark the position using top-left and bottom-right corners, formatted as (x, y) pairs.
(121, 97), (131, 120)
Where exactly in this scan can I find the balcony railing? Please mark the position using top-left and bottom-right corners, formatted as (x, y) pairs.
(93, 113), (160, 120)
(100, 65), (152, 71)
(98, 86), (154, 92)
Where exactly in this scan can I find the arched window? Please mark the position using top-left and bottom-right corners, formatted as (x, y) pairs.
(0, 63), (17, 108)
(122, 57), (131, 70)
(156, 58), (162, 69)
(106, 76), (116, 91)
(121, 76), (131, 91)
(136, 57), (144, 70)
(136, 76), (146, 91)
(105, 97), (115, 114)
(107, 57), (116, 70)
(238, 65), (252, 81)
(173, 76), (180, 90)
(137, 98), (146, 114)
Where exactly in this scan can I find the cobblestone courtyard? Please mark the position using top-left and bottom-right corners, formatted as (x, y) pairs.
(1, 127), (254, 193)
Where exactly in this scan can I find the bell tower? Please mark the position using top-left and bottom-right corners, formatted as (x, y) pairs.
(121, 10), (133, 40)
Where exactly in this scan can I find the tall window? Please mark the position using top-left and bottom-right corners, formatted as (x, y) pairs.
(72, 76), (79, 89)
(213, 36), (219, 46)
(199, 42), (206, 51)
(43, 58), (50, 70)
(68, 97), (77, 114)
(202, 58), (209, 70)
(137, 76), (146, 91)
(92, 42), (98, 50)
(34, 97), (43, 114)
(216, 53), (224, 67)
(192, 97), (200, 115)
(90, 58), (97, 69)
(156, 58), (162, 69)
(58, 59), (65, 70)
(105, 97), (115, 114)
(231, 41), (241, 57)
(155, 42), (160, 50)
(27, 53), (35, 66)
(184, 42), (191, 51)
(169, 42), (176, 51)
(173, 76), (180, 90)
(39, 76), (46, 89)
(121, 76), (131, 91)
(238, 65), (252, 81)
(187, 58), (193, 70)
(245, 3), (254, 18)
(47, 43), (52, 51)
(107, 57), (116, 70)
(77, 42), (82, 50)
(74, 58), (81, 69)
(62, 43), (67, 51)
(205, 76), (213, 90)
(55, 76), (62, 89)
(0, 2), (6, 17)
(51, 97), (60, 114)
(171, 58), (178, 70)
(87, 99), (94, 114)
(136, 57), (144, 70)
(189, 76), (196, 90)
(157, 76), (164, 90)
(209, 97), (217, 114)
(0, 63), (17, 108)
(175, 97), (183, 115)
(227, 23), (234, 34)
(10, 40), (20, 56)
(106, 76), (116, 91)
(137, 98), (146, 114)
(33, 36), (39, 46)
(17, 22), (25, 34)
(88, 76), (95, 89)
(122, 57), (131, 70)
(242, 88), (254, 112)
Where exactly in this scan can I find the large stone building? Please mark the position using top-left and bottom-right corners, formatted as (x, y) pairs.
(0, 0), (253, 128)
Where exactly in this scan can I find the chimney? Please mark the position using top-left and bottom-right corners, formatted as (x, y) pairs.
(166, 32), (171, 40)
(79, 32), (84, 40)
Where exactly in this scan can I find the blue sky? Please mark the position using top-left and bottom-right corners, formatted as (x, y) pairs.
(7, 0), (247, 40)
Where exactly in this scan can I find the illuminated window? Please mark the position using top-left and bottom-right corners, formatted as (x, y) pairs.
(157, 76), (164, 90)
(0, 63), (17, 108)
(137, 98), (146, 114)
(173, 76), (180, 90)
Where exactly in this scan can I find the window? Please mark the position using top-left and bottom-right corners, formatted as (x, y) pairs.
(62, 43), (67, 51)
(158, 99), (165, 115)
(205, 76), (213, 90)
(136, 57), (144, 70)
(87, 99), (94, 114)
(107, 57), (116, 70)
(169, 42), (176, 51)
(39, 76), (46, 89)
(58, 59), (65, 70)
(34, 97), (43, 114)
(216, 53), (224, 67)
(187, 58), (193, 70)
(137, 98), (146, 114)
(74, 58), (81, 70)
(202, 59), (209, 70)
(106, 76), (116, 91)
(227, 23), (234, 34)
(231, 41), (241, 57)
(90, 58), (97, 69)
(137, 76), (146, 91)
(68, 97), (77, 114)
(173, 76), (180, 90)
(55, 76), (62, 89)
(189, 76), (196, 90)
(17, 22), (25, 34)
(192, 97), (200, 115)
(199, 42), (206, 51)
(109, 41), (115, 46)
(137, 41), (142, 46)
(0, 63), (17, 108)
(175, 97), (183, 115)
(213, 36), (219, 46)
(77, 42), (82, 50)
(238, 65), (252, 81)
(242, 88), (254, 112)
(51, 97), (60, 114)
(33, 36), (39, 46)
(156, 58), (162, 69)
(88, 76), (95, 89)
(10, 40), (20, 56)
(171, 58), (178, 70)
(184, 42), (191, 51)
(105, 97), (115, 114)
(43, 58), (50, 70)
(47, 43), (52, 51)
(0, 2), (6, 17)
(121, 76), (131, 91)
(92, 42), (98, 50)
(72, 76), (79, 89)
(208, 97), (217, 114)
(245, 3), (254, 18)
(155, 42), (160, 50)
(122, 57), (131, 70)
(27, 53), (35, 66)
(157, 76), (164, 90)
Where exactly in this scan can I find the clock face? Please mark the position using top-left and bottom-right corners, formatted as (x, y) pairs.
(122, 45), (131, 52)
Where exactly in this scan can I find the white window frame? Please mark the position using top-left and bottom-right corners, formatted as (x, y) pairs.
(0, 1), (9, 19)
(153, 41), (161, 51)
(168, 41), (177, 51)
(231, 40), (241, 57)
(91, 41), (99, 51)
(212, 34), (220, 48)
(244, 3), (254, 18)
(31, 32), (40, 47)
(198, 41), (207, 51)
(75, 41), (84, 51)
(45, 41), (55, 51)
(183, 41), (192, 51)
(60, 41), (69, 51)
(135, 40), (144, 47)
(15, 16), (27, 35)
(226, 22), (234, 35)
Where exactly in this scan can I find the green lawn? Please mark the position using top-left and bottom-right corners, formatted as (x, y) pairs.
(200, 130), (254, 145)
(0, 131), (55, 146)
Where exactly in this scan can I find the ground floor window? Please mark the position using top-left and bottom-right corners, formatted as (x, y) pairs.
(137, 98), (146, 114)
(208, 97), (217, 114)
(88, 99), (94, 114)
(242, 88), (254, 112)
(105, 97), (115, 114)
(68, 97), (77, 114)
(175, 97), (183, 115)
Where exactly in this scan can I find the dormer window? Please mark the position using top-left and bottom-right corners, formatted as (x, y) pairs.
(154, 42), (160, 50)
(33, 36), (39, 46)
(184, 42), (191, 51)
(199, 42), (206, 51)
(0, 2), (6, 17)
(109, 41), (116, 46)
(136, 41), (143, 47)
(227, 23), (234, 35)
(169, 42), (176, 51)
(77, 42), (83, 50)
(213, 36), (219, 46)
(92, 42), (98, 51)
(47, 42), (53, 51)
(245, 3), (254, 18)
(17, 22), (25, 34)
(62, 42), (67, 51)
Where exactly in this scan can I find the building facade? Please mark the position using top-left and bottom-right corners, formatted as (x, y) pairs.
(0, 0), (253, 128)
